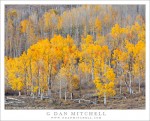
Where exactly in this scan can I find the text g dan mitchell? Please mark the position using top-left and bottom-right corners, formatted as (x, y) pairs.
(46, 111), (106, 117)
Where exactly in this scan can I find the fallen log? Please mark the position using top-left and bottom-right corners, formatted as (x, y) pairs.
(6, 97), (22, 101)
(73, 99), (97, 104)
(5, 101), (25, 105)
(5, 97), (25, 105)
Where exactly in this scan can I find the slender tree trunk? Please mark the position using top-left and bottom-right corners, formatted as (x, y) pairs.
(79, 78), (82, 98)
(19, 91), (21, 96)
(91, 60), (94, 80)
(29, 58), (34, 97)
(31, 93), (34, 98)
(24, 68), (27, 96)
(38, 88), (41, 97)
(70, 93), (73, 100)
(48, 62), (52, 98)
(48, 88), (51, 98)
(138, 70), (142, 93)
(65, 91), (67, 101)
(41, 93), (43, 100)
(139, 77), (141, 93)
(95, 97), (98, 104)
(120, 80), (122, 95)
(104, 92), (106, 106)
(37, 66), (40, 97)
(59, 79), (62, 99)
(92, 26), (95, 39)
(129, 72), (132, 94)
(124, 75), (130, 93)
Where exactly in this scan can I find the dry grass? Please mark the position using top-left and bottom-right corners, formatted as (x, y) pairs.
(5, 88), (145, 110)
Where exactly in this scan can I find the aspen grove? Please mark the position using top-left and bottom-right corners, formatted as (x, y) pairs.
(5, 5), (145, 106)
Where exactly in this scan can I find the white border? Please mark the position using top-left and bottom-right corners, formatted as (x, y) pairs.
(0, 1), (149, 121)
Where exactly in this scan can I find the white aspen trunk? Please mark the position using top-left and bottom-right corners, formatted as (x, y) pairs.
(31, 93), (34, 98)
(79, 77), (82, 98)
(19, 91), (21, 96)
(139, 77), (141, 93)
(91, 69), (94, 80)
(124, 74), (130, 92)
(120, 80), (122, 95)
(103, 64), (107, 106)
(92, 26), (95, 38)
(59, 80), (62, 99)
(104, 92), (106, 106)
(52, 29), (54, 38)
(31, 92), (33, 97)
(129, 72), (132, 94)
(65, 91), (67, 101)
(33, 93), (35, 98)
(41, 93), (43, 100)
(70, 93), (73, 100)
(47, 88), (52, 98)
(86, 73), (88, 82)
(91, 60), (94, 80)
(38, 88), (41, 97)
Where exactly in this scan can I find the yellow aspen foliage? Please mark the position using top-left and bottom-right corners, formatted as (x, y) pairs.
(104, 68), (115, 82)
(95, 17), (102, 35)
(93, 77), (101, 90)
(112, 48), (126, 66)
(131, 22), (141, 33)
(44, 12), (52, 31)
(133, 40), (145, 57)
(111, 24), (124, 39)
(113, 49), (122, 60)
(79, 62), (91, 73)
(95, 35), (105, 46)
(6, 57), (24, 92)
(11, 78), (24, 91)
(137, 23), (145, 42)
(20, 19), (29, 33)
(138, 30), (145, 41)
(125, 22), (145, 43)
(133, 40), (145, 76)
(103, 14), (110, 25)
(57, 16), (63, 30)
(43, 9), (58, 33)
(5, 18), (145, 99)
(94, 65), (116, 97)
(101, 46), (110, 60)
(125, 40), (135, 54)
(71, 75), (80, 90)
(33, 86), (39, 93)
(7, 9), (17, 18)
(82, 35), (93, 45)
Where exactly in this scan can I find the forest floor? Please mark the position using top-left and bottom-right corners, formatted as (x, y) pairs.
(5, 88), (145, 110)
